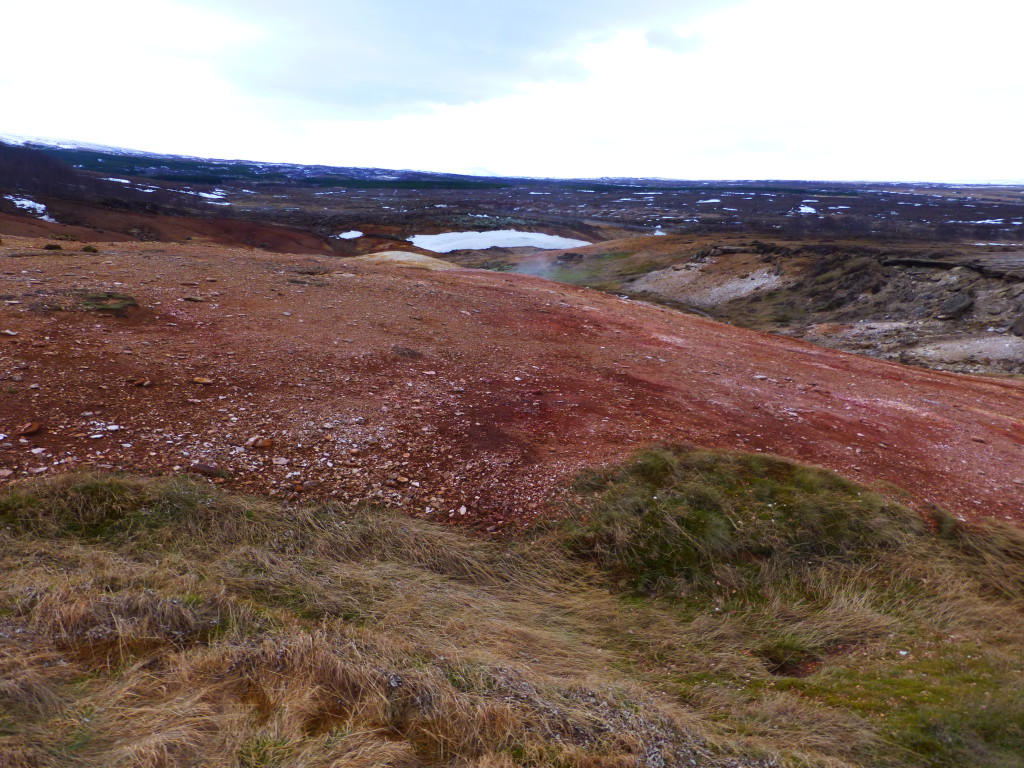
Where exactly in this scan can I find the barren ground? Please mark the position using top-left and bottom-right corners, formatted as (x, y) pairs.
(2, 235), (1022, 530)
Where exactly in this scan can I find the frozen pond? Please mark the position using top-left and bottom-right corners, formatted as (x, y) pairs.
(408, 230), (590, 253)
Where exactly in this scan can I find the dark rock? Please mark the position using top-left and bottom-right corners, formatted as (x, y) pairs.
(1011, 316), (1024, 337)
(190, 463), (229, 478)
(392, 346), (422, 359)
(936, 292), (973, 320)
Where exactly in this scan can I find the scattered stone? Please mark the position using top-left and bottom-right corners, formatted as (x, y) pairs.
(245, 436), (274, 448)
(15, 422), (42, 436)
(182, 296), (205, 303)
(128, 377), (153, 387)
(272, 457), (289, 465)
(2, 329), (18, 337)
(193, 377), (214, 385)
(0, 469), (13, 479)
(1011, 316), (1024, 337)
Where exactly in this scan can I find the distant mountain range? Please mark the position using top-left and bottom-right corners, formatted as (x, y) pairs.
(0, 132), (520, 188)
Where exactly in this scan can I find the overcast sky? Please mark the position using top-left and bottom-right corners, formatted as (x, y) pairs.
(2, 0), (1021, 180)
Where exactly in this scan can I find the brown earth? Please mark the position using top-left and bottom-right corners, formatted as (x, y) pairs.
(1, 235), (1022, 531)
(1, 202), (334, 255)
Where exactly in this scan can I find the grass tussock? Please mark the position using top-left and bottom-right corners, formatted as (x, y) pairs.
(1, 451), (1023, 767)
(560, 447), (925, 596)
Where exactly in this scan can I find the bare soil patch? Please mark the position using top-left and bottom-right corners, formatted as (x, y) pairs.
(1, 235), (1021, 529)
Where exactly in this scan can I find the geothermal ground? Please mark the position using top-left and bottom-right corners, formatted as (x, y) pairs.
(2, 235), (1021, 529)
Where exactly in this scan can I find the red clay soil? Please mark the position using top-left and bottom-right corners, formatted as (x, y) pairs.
(1, 235), (1021, 531)
(0, 211), (132, 242)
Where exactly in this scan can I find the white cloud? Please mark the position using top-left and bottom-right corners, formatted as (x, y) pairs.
(1, 0), (1021, 180)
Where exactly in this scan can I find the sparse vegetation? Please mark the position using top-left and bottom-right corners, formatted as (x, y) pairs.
(74, 290), (138, 314)
(42, 243), (62, 251)
(2, 451), (1023, 767)
(81, 244), (98, 253)
(554, 446), (1024, 766)
(479, 258), (513, 271)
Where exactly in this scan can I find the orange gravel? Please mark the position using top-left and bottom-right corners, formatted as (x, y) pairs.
(1, 236), (1021, 531)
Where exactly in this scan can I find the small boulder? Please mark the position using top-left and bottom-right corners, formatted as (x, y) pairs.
(936, 292), (973, 320)
(1011, 316), (1024, 337)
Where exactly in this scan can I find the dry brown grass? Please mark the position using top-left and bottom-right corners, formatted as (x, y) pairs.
(1, 460), (1022, 767)
(0, 474), (736, 768)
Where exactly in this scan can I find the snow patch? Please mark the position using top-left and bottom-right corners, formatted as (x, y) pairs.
(332, 230), (363, 240)
(3, 195), (56, 223)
